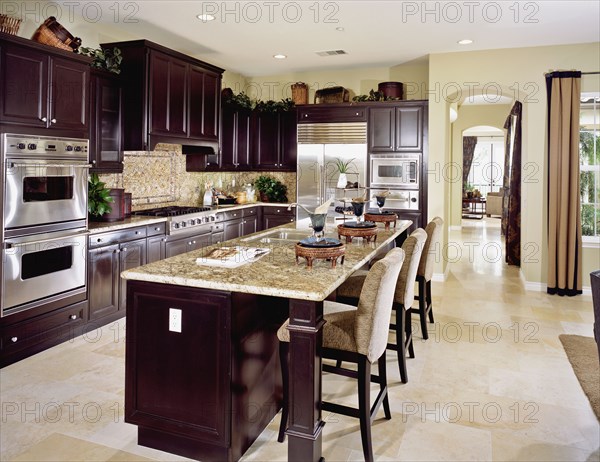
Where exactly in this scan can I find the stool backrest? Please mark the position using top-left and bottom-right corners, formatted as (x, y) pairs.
(417, 217), (444, 282)
(355, 247), (405, 363)
(395, 228), (427, 308)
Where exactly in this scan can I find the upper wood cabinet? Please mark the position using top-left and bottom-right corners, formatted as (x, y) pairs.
(0, 32), (90, 138)
(218, 105), (252, 170)
(368, 103), (425, 153)
(89, 69), (123, 172)
(297, 104), (368, 123)
(100, 39), (223, 151)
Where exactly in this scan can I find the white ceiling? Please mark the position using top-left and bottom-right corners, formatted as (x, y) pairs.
(56, 1), (600, 76)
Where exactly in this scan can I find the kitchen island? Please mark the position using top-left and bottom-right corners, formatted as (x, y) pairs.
(121, 220), (411, 462)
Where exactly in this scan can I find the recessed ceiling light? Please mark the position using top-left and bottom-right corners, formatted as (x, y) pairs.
(196, 14), (215, 21)
(273, 54), (287, 59)
(336, 27), (344, 31)
(458, 39), (473, 45)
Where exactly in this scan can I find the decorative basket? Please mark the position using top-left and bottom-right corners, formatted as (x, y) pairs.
(314, 86), (349, 104)
(291, 82), (308, 105)
(0, 14), (22, 35)
(31, 16), (81, 51)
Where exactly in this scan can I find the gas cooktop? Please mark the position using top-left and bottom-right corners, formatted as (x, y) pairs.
(132, 206), (212, 217)
(133, 206), (217, 234)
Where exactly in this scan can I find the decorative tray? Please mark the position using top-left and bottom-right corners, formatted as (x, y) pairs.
(298, 237), (343, 248)
(340, 221), (376, 229)
(364, 211), (395, 216)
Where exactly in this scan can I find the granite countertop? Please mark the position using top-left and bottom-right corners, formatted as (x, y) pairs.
(88, 216), (168, 234)
(122, 220), (412, 301)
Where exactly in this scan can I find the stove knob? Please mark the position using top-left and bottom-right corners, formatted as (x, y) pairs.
(27, 143), (37, 150)
(411, 197), (417, 203)
(180, 221), (187, 228)
(74, 146), (82, 152)
(173, 222), (180, 229)
(17, 143), (26, 149)
(66, 145), (74, 152)
(210, 215), (216, 222)
(189, 219), (197, 226)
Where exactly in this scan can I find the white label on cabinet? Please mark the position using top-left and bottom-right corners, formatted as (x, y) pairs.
(169, 308), (182, 333)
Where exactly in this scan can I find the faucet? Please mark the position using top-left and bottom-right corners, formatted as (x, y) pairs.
(287, 203), (313, 215)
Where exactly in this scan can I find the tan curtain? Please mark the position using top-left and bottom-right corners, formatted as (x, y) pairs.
(546, 71), (583, 296)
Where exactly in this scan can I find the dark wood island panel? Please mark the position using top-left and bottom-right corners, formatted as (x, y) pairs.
(125, 281), (288, 461)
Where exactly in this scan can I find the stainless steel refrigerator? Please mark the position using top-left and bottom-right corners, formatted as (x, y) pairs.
(296, 122), (368, 221)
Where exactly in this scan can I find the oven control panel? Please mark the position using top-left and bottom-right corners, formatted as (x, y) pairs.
(369, 189), (419, 211)
(3, 134), (88, 160)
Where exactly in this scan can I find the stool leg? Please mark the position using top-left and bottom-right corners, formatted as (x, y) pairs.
(406, 309), (415, 359)
(395, 305), (408, 383)
(277, 342), (289, 443)
(358, 358), (374, 462)
(427, 280), (435, 323)
(378, 353), (391, 420)
(418, 277), (428, 339)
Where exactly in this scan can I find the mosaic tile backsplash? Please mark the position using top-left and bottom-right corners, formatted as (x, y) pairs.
(99, 145), (296, 210)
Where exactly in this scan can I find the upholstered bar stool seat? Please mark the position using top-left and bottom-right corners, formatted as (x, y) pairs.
(336, 228), (427, 383)
(277, 248), (405, 462)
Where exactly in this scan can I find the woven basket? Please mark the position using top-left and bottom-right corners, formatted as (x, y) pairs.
(291, 82), (308, 105)
(0, 14), (22, 35)
(31, 17), (81, 51)
(314, 86), (349, 104)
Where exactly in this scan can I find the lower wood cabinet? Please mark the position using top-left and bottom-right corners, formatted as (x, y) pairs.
(165, 228), (212, 258)
(262, 206), (295, 229)
(125, 281), (287, 461)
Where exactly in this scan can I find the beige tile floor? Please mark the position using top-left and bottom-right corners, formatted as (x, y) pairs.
(1, 218), (599, 461)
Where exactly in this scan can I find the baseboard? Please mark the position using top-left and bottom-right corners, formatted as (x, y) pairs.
(519, 269), (592, 295)
(432, 264), (450, 282)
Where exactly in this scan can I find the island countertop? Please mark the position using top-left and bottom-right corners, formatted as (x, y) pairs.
(121, 220), (412, 301)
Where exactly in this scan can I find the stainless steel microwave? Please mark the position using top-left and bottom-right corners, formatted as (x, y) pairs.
(369, 154), (419, 189)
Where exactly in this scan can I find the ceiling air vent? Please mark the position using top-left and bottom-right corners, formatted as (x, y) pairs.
(315, 50), (347, 57)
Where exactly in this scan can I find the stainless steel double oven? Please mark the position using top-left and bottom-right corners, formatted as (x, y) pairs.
(1, 134), (90, 317)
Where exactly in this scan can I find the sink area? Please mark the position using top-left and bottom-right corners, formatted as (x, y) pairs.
(242, 228), (311, 243)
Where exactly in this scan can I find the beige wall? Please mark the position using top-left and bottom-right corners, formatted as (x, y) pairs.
(450, 104), (511, 226)
(429, 42), (600, 288)
(390, 56), (430, 100)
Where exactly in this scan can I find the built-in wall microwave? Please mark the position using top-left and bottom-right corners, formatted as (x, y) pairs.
(369, 154), (419, 189)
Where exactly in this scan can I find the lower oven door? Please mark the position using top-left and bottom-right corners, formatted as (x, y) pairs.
(2, 229), (87, 315)
(3, 159), (89, 230)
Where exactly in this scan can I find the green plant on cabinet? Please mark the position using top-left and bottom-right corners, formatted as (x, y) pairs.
(88, 173), (113, 217)
(253, 175), (288, 202)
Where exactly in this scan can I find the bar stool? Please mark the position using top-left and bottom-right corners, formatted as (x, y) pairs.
(277, 248), (405, 462)
(336, 228), (427, 383)
(413, 217), (443, 340)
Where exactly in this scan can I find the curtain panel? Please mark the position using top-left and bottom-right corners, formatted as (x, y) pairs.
(462, 136), (478, 190)
(546, 71), (583, 296)
(502, 101), (522, 266)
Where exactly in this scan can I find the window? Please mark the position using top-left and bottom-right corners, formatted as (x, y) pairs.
(580, 94), (600, 241)
(466, 136), (505, 197)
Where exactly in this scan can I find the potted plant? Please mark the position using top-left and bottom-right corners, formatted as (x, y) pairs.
(77, 46), (122, 74)
(88, 173), (114, 219)
(254, 175), (288, 202)
(334, 158), (355, 188)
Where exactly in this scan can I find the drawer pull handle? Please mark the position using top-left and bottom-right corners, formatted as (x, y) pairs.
(11, 337), (17, 343)
(40, 117), (47, 122)
(135, 231), (140, 235)
(155, 227), (160, 231)
(69, 314), (77, 320)
(121, 247), (127, 252)
(51, 118), (57, 124)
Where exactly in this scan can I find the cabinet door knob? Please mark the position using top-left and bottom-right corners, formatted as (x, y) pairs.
(114, 249), (120, 253)
(69, 314), (77, 320)
(135, 231), (140, 235)
(40, 117), (47, 122)
(154, 227), (160, 231)
(51, 118), (57, 124)
(11, 337), (18, 343)
(92, 160), (96, 164)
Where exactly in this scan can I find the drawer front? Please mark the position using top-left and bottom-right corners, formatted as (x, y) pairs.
(298, 106), (367, 123)
(146, 222), (167, 237)
(242, 207), (258, 218)
(211, 223), (224, 233)
(89, 226), (147, 248)
(1, 301), (88, 356)
(263, 207), (294, 216)
(223, 210), (242, 221)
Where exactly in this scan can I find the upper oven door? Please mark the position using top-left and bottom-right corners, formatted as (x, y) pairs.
(369, 155), (419, 189)
(3, 159), (89, 230)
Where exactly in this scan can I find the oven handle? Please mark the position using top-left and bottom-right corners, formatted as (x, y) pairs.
(4, 230), (89, 249)
(7, 162), (91, 169)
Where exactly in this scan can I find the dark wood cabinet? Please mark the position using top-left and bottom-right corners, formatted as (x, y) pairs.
(147, 235), (167, 263)
(297, 104), (368, 123)
(90, 70), (123, 172)
(88, 227), (147, 322)
(149, 51), (188, 137)
(125, 282), (287, 461)
(252, 110), (297, 171)
(219, 105), (251, 169)
(368, 103), (425, 153)
(223, 217), (243, 241)
(165, 229), (212, 258)
(101, 39), (223, 151)
(0, 33), (90, 137)
(262, 207), (295, 229)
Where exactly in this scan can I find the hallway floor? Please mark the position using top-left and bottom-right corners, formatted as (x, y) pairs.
(1, 220), (598, 461)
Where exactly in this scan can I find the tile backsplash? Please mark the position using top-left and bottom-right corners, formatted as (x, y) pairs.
(99, 145), (296, 210)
